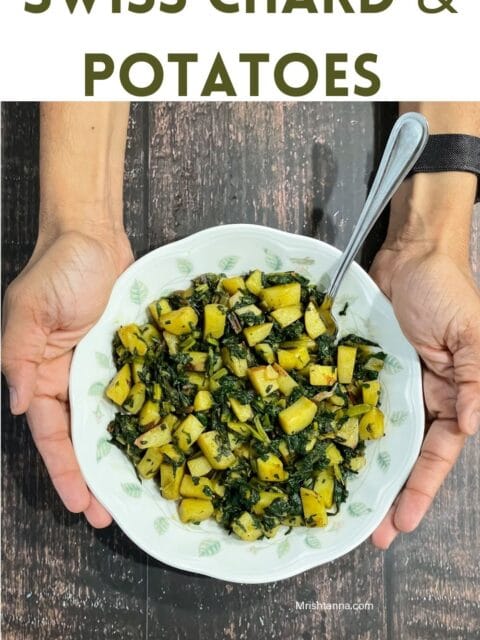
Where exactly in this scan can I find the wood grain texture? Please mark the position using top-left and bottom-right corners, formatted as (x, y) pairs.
(1, 102), (479, 640)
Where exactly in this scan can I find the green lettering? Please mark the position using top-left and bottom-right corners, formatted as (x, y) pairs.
(274, 53), (318, 97)
(85, 53), (114, 97)
(245, 0), (277, 11)
(361, 0), (394, 11)
(160, 0), (187, 12)
(326, 53), (348, 96)
(239, 53), (269, 96)
(24, 0), (50, 12)
(65, 0), (96, 12)
(209, 0), (239, 12)
(168, 53), (198, 96)
(354, 53), (380, 96)
(324, 0), (354, 12)
(128, 0), (155, 12)
(120, 53), (163, 97)
(283, 0), (318, 12)
(201, 53), (236, 96)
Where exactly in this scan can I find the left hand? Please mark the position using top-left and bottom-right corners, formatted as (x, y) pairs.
(369, 245), (480, 549)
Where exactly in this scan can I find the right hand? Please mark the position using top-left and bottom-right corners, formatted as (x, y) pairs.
(2, 227), (133, 527)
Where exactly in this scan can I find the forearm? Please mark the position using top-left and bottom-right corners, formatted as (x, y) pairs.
(39, 102), (130, 240)
(385, 102), (480, 264)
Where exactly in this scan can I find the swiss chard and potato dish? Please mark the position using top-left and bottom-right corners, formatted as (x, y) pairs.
(105, 270), (386, 541)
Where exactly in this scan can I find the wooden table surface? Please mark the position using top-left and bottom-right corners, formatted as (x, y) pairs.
(2, 102), (479, 640)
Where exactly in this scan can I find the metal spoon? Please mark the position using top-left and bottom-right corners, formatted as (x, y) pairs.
(319, 112), (429, 331)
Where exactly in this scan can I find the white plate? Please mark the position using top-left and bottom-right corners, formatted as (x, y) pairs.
(70, 224), (424, 584)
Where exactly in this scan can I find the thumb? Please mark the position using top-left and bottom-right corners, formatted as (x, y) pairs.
(452, 313), (480, 436)
(1, 284), (47, 415)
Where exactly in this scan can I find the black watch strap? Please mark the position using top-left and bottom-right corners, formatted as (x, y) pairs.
(409, 134), (480, 204)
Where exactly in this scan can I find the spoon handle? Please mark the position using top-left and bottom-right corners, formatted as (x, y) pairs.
(327, 112), (429, 299)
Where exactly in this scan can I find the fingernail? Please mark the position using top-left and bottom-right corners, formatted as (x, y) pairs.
(468, 410), (480, 436)
(9, 387), (18, 413)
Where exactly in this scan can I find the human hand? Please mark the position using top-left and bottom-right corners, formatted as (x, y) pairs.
(369, 230), (480, 548)
(2, 226), (133, 527)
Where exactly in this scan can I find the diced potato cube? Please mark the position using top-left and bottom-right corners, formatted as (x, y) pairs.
(134, 423), (172, 449)
(180, 475), (214, 499)
(280, 335), (317, 351)
(212, 478), (225, 497)
(160, 462), (185, 500)
(174, 414), (205, 452)
(252, 491), (286, 515)
(304, 301), (327, 339)
(221, 347), (248, 378)
(359, 407), (385, 440)
(325, 443), (343, 465)
(260, 282), (301, 310)
(163, 330), (179, 355)
(279, 396), (317, 435)
(139, 400), (161, 428)
(184, 351), (206, 372)
(337, 345), (357, 384)
(159, 307), (198, 336)
(187, 454), (212, 477)
(123, 382), (146, 415)
(257, 454), (289, 482)
(245, 270), (264, 295)
(229, 397), (253, 422)
(231, 512), (263, 541)
(254, 343), (275, 364)
(310, 365), (338, 386)
(194, 390), (214, 412)
(178, 498), (214, 524)
(162, 414), (180, 431)
(313, 469), (334, 508)
(362, 380), (380, 406)
(105, 364), (132, 406)
(159, 443), (185, 465)
(149, 298), (172, 327)
(264, 365), (278, 380)
(349, 455), (366, 472)
(271, 305), (303, 328)
(277, 347), (310, 371)
(203, 304), (227, 339)
(335, 416), (359, 449)
(186, 372), (207, 388)
(178, 498), (214, 523)
(243, 323), (273, 347)
(136, 447), (163, 480)
(247, 366), (279, 397)
(222, 276), (245, 295)
(272, 364), (298, 396)
(300, 487), (328, 527)
(197, 431), (236, 470)
(141, 323), (160, 346)
(118, 324), (147, 356)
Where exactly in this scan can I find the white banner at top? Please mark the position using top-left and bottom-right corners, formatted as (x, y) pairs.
(0, 0), (478, 100)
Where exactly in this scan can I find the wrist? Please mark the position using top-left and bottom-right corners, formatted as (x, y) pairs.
(382, 172), (477, 264)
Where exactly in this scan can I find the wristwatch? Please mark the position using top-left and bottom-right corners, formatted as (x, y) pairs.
(409, 134), (480, 204)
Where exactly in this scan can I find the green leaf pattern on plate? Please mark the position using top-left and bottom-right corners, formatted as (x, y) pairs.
(290, 257), (315, 267)
(384, 355), (404, 374)
(219, 256), (240, 272)
(199, 539), (221, 557)
(390, 410), (409, 426)
(96, 437), (111, 462)
(264, 249), (283, 271)
(347, 502), (372, 517)
(177, 258), (193, 276)
(130, 280), (148, 305)
(88, 382), (105, 397)
(304, 532), (322, 549)
(154, 517), (170, 535)
(121, 483), (142, 498)
(277, 538), (290, 558)
(95, 352), (110, 368)
(377, 451), (391, 472)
